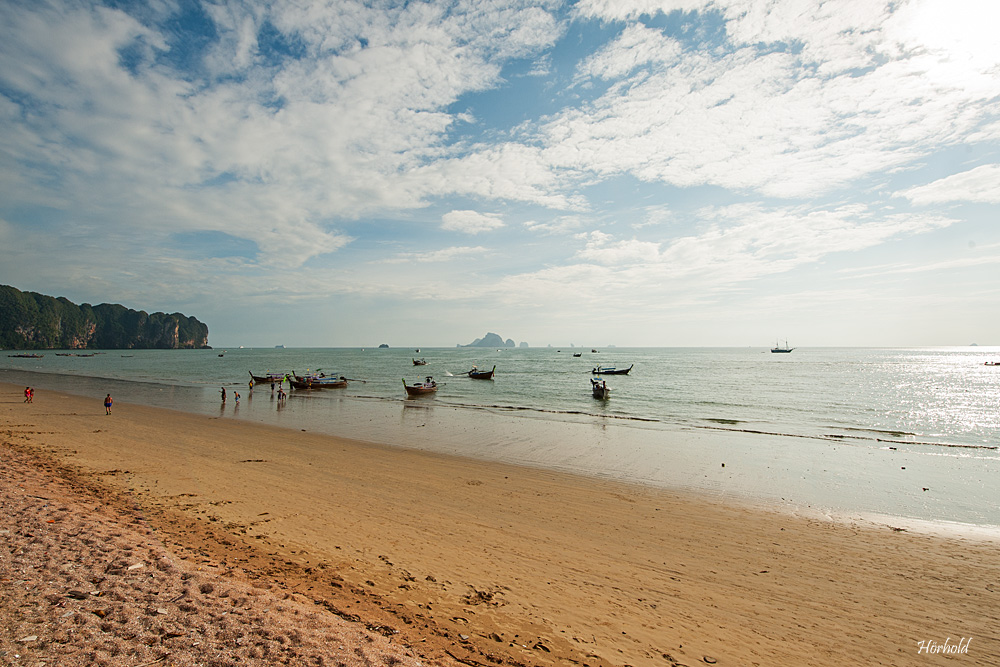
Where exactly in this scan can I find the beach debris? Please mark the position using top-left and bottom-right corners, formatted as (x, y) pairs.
(18, 635), (38, 643)
(703, 657), (717, 664)
(463, 586), (503, 606)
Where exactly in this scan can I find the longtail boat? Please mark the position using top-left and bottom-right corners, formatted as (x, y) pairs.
(466, 365), (496, 380)
(403, 376), (438, 396)
(249, 371), (289, 384)
(592, 364), (632, 375)
(591, 378), (610, 399)
(288, 371), (347, 389)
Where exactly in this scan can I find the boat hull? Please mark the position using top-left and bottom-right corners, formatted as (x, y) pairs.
(591, 379), (610, 399)
(288, 378), (347, 389)
(592, 364), (632, 375)
(249, 371), (288, 384)
(288, 371), (347, 389)
(403, 377), (438, 396)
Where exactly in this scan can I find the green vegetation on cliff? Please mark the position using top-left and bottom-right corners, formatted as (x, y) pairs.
(0, 285), (209, 350)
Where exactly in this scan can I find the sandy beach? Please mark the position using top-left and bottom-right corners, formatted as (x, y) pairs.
(2, 383), (997, 667)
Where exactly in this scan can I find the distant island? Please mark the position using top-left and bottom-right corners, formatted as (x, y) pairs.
(459, 332), (526, 348)
(0, 284), (209, 350)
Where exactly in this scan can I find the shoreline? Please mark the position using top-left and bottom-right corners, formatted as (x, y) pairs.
(5, 370), (999, 530)
(3, 383), (1000, 666)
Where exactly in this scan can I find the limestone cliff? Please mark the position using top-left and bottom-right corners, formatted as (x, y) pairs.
(0, 285), (210, 350)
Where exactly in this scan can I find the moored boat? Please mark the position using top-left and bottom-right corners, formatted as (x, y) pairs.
(413, 358), (427, 366)
(288, 371), (347, 389)
(403, 376), (438, 396)
(249, 371), (289, 384)
(8, 353), (44, 358)
(466, 365), (496, 380)
(592, 364), (632, 375)
(591, 378), (610, 399)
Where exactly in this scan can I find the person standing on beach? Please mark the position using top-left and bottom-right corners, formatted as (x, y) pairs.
(104, 394), (113, 415)
(24, 387), (31, 403)
(221, 387), (227, 402)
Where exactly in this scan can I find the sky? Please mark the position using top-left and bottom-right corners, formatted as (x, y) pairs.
(1, 0), (998, 348)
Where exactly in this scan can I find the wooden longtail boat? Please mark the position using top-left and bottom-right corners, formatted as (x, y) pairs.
(249, 371), (289, 384)
(413, 358), (427, 366)
(591, 378), (610, 399)
(466, 365), (496, 380)
(403, 377), (438, 396)
(592, 364), (633, 375)
(288, 371), (347, 389)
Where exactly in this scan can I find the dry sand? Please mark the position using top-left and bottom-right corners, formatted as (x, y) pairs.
(2, 383), (997, 667)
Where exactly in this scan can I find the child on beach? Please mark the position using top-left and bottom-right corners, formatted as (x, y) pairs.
(104, 394), (113, 415)
(234, 392), (240, 403)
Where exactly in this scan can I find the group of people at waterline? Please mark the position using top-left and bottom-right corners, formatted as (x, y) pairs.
(21, 377), (289, 417)
(221, 377), (285, 404)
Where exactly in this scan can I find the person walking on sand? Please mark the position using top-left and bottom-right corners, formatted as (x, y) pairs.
(104, 394), (113, 415)
(24, 387), (30, 403)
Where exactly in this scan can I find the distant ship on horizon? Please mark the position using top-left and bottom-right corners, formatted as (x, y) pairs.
(771, 339), (794, 353)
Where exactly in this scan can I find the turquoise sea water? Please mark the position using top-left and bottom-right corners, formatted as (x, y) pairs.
(3, 346), (999, 529)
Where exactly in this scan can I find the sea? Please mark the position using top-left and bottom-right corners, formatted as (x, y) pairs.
(3, 346), (999, 532)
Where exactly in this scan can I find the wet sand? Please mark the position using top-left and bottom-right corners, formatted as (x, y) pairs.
(2, 383), (997, 667)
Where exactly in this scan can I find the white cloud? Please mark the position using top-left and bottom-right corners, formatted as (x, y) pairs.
(544, 0), (1000, 199)
(441, 210), (505, 234)
(0, 0), (564, 267)
(899, 165), (1000, 205)
(384, 246), (490, 263)
(496, 203), (957, 313)
(576, 231), (662, 264)
(524, 216), (585, 234)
